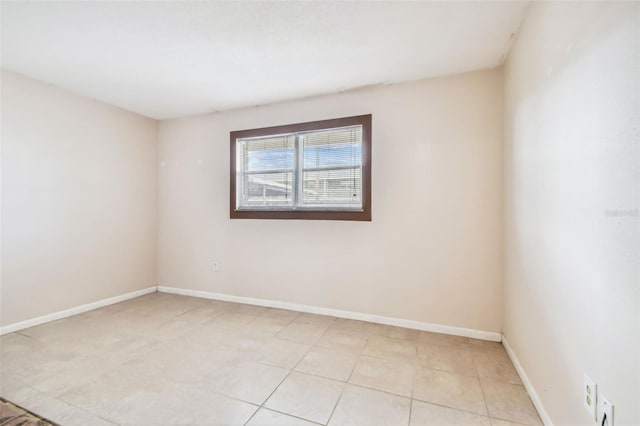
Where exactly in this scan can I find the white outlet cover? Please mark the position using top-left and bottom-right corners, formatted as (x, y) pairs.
(598, 394), (614, 426)
(583, 374), (597, 420)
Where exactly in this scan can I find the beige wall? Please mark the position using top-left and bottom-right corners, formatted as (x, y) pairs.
(503, 2), (639, 425)
(1, 70), (158, 326)
(157, 68), (504, 334)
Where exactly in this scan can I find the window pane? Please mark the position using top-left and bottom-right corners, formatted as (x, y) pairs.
(245, 135), (295, 172)
(243, 172), (294, 206)
(301, 126), (362, 207)
(239, 134), (294, 207)
(302, 168), (361, 205)
(303, 127), (362, 169)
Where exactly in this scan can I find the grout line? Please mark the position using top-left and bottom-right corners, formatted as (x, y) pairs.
(408, 354), (417, 425)
(324, 330), (371, 425)
(243, 336), (317, 426)
(477, 374), (492, 421)
(23, 385), (122, 426)
(411, 397), (499, 421)
(173, 303), (209, 319)
(336, 381), (411, 401)
(246, 407), (325, 426)
(324, 384), (345, 425)
(408, 398), (414, 426)
(471, 344), (492, 421)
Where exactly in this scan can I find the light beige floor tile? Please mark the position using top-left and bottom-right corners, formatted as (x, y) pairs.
(410, 400), (492, 426)
(329, 318), (377, 334)
(0, 369), (31, 399)
(246, 408), (319, 425)
(418, 331), (470, 349)
(469, 339), (505, 354)
(372, 324), (419, 341)
(362, 335), (417, 361)
(4, 386), (118, 426)
(255, 338), (311, 369)
(260, 308), (301, 323)
(72, 303), (121, 319)
(97, 332), (161, 358)
(234, 324), (279, 342)
(295, 346), (359, 381)
(120, 384), (258, 426)
(1, 332), (39, 355)
(173, 302), (229, 324)
(0, 333), (62, 375)
(30, 353), (130, 395)
(60, 364), (258, 425)
(328, 384), (411, 426)
(18, 317), (101, 342)
(116, 294), (206, 319)
(295, 313), (336, 327)
(482, 381), (542, 426)
(173, 392), (258, 426)
(413, 367), (487, 416)
(212, 360), (289, 404)
(491, 419), (531, 426)
(474, 351), (522, 385)
(277, 322), (331, 345)
(133, 344), (240, 388)
(143, 317), (200, 341)
(315, 329), (369, 351)
(174, 324), (242, 354)
(348, 355), (414, 397)
(226, 302), (270, 316)
(417, 344), (477, 377)
(210, 328), (269, 358)
(155, 295), (208, 315)
(3, 295), (541, 426)
(1, 350), (78, 394)
(265, 371), (344, 424)
(173, 319), (269, 359)
(89, 312), (163, 338)
(244, 315), (296, 336)
(13, 334), (159, 396)
(57, 365), (173, 422)
(208, 311), (258, 330)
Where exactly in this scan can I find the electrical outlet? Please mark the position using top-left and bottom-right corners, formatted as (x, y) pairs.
(584, 374), (597, 420)
(212, 261), (220, 272)
(598, 394), (614, 426)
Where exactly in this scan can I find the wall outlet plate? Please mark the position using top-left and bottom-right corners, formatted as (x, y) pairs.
(212, 261), (220, 272)
(598, 394), (614, 426)
(583, 374), (597, 420)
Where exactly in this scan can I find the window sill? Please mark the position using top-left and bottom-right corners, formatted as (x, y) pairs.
(230, 209), (371, 221)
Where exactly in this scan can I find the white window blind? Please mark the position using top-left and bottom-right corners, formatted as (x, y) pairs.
(238, 135), (295, 207)
(236, 125), (363, 211)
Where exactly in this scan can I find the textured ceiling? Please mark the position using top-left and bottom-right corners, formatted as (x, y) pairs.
(1, 1), (528, 119)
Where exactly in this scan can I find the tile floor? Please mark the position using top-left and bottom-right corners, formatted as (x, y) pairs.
(0, 293), (542, 426)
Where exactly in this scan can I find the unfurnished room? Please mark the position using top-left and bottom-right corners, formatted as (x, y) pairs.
(0, 1), (638, 425)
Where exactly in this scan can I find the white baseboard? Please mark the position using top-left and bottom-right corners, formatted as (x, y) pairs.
(0, 286), (158, 335)
(502, 335), (553, 426)
(157, 285), (502, 342)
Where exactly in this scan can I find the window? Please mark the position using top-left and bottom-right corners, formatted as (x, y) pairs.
(230, 114), (371, 221)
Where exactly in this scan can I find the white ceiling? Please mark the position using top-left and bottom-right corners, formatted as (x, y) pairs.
(1, 1), (528, 120)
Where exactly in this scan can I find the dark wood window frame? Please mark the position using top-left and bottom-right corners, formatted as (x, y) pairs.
(230, 114), (372, 221)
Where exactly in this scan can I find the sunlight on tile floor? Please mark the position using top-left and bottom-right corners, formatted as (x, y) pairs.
(0, 293), (542, 426)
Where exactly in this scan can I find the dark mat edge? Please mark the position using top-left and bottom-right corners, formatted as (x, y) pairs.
(0, 396), (60, 426)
